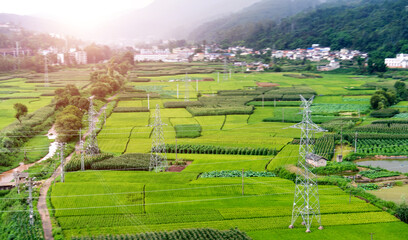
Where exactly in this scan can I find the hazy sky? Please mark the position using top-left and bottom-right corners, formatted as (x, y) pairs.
(2, 0), (154, 28)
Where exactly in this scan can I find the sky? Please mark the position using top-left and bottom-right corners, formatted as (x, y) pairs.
(1, 0), (154, 28)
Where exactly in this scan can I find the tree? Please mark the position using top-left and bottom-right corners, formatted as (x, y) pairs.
(370, 90), (397, 110)
(55, 105), (83, 142)
(13, 103), (28, 123)
(394, 81), (407, 101)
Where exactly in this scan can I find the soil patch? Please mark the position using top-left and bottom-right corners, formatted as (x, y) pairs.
(167, 161), (192, 172)
(256, 82), (279, 87)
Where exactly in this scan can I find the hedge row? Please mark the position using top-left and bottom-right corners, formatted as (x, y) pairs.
(114, 107), (149, 113)
(186, 106), (253, 116)
(165, 144), (277, 156)
(164, 101), (204, 108)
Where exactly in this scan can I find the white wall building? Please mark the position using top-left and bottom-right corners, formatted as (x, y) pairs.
(385, 54), (408, 68)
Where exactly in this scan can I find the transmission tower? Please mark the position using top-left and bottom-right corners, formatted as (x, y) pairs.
(27, 177), (35, 226)
(44, 53), (49, 87)
(86, 98), (100, 155)
(184, 73), (190, 102)
(149, 104), (167, 172)
(289, 95), (325, 233)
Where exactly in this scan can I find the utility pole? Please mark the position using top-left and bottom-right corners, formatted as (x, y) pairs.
(80, 129), (85, 171)
(223, 58), (228, 81)
(175, 138), (178, 161)
(15, 42), (20, 71)
(354, 132), (358, 153)
(147, 94), (150, 110)
(142, 184), (146, 214)
(242, 169), (244, 196)
(44, 53), (49, 87)
(262, 93), (265, 108)
(340, 126), (343, 156)
(282, 108), (285, 122)
(176, 84), (179, 99)
(196, 79), (199, 92)
(217, 72), (220, 83)
(86, 98), (100, 155)
(59, 143), (65, 183)
(184, 73), (190, 102)
(27, 177), (35, 226)
(229, 69), (232, 79)
(13, 172), (20, 194)
(104, 110), (106, 125)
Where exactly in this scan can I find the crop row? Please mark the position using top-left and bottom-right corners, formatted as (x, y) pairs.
(356, 124), (408, 134)
(165, 144), (277, 156)
(314, 135), (335, 160)
(70, 228), (251, 240)
(356, 139), (408, 155)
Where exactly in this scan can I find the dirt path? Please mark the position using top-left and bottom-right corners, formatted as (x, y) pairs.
(37, 94), (117, 239)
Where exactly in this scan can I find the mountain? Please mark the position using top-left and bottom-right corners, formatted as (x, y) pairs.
(0, 13), (65, 34)
(94, 0), (262, 40)
(189, 0), (331, 42)
(214, 0), (408, 57)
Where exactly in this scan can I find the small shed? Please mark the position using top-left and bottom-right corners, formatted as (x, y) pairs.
(306, 153), (327, 167)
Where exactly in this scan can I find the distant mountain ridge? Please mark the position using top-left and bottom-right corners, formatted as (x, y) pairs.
(0, 13), (64, 34)
(189, 0), (325, 42)
(93, 0), (262, 40)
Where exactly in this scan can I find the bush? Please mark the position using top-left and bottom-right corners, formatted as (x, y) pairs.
(201, 170), (276, 178)
(397, 204), (408, 223)
(187, 106), (253, 116)
(311, 161), (358, 175)
(90, 153), (150, 170)
(370, 108), (399, 118)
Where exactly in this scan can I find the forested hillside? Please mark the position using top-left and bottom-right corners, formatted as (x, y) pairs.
(204, 0), (408, 58)
(189, 0), (323, 42)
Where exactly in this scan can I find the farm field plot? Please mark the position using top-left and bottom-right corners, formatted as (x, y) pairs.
(98, 112), (151, 153)
(0, 97), (53, 129)
(174, 153), (271, 172)
(223, 115), (250, 130)
(173, 122), (293, 149)
(194, 116), (225, 135)
(117, 100), (144, 107)
(267, 145), (299, 170)
(51, 171), (403, 239)
(369, 185), (408, 204)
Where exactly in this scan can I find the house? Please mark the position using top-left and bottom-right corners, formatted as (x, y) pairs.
(385, 54), (408, 68)
(317, 60), (340, 71)
(305, 153), (327, 167)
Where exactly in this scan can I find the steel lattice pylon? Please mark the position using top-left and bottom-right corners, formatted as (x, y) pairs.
(289, 95), (326, 233)
(86, 98), (100, 155)
(149, 104), (168, 172)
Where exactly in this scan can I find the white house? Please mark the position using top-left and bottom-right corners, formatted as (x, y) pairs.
(305, 153), (327, 167)
(385, 54), (408, 68)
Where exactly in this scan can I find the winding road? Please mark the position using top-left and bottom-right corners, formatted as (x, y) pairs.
(37, 96), (115, 240)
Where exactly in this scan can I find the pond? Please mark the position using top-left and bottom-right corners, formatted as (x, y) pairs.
(356, 159), (408, 173)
